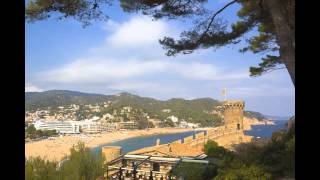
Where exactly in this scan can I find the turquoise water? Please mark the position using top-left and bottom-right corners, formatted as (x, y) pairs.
(92, 120), (288, 155)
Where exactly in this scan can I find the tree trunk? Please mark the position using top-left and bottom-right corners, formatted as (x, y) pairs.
(266, 0), (295, 86)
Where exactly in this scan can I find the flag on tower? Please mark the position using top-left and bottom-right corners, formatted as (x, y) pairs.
(221, 88), (227, 100)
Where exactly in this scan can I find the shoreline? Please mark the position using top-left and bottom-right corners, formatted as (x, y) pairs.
(243, 117), (275, 131)
(25, 118), (269, 162)
(25, 127), (210, 162)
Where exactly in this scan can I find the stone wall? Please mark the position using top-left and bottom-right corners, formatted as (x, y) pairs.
(195, 131), (205, 139)
(171, 139), (182, 144)
(212, 132), (253, 150)
(183, 136), (194, 144)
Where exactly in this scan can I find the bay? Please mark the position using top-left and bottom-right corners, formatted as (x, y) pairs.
(93, 120), (288, 155)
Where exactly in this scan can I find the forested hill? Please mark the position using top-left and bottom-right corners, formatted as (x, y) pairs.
(25, 90), (113, 110)
(25, 90), (266, 122)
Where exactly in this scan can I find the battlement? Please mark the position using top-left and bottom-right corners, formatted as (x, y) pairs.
(223, 100), (244, 109)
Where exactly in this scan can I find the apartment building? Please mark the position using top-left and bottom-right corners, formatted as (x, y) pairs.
(33, 120), (80, 134)
(118, 121), (138, 130)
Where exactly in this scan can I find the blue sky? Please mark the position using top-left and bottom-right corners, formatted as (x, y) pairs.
(25, 1), (295, 116)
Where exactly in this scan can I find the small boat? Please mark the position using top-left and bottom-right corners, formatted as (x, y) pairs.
(256, 136), (261, 139)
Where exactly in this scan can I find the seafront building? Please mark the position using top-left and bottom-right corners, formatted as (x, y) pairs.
(32, 119), (139, 134)
(118, 121), (138, 130)
(33, 120), (80, 134)
(77, 120), (104, 133)
(76, 120), (109, 133)
(104, 123), (118, 132)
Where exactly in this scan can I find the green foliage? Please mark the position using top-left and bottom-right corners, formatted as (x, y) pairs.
(25, 91), (224, 126)
(214, 164), (272, 180)
(234, 123), (295, 178)
(25, 157), (59, 180)
(25, 0), (110, 27)
(172, 125), (295, 179)
(59, 142), (105, 180)
(134, 114), (149, 129)
(244, 111), (266, 120)
(26, 90), (263, 127)
(26, 124), (37, 135)
(164, 119), (175, 127)
(25, 142), (105, 180)
(25, 90), (112, 111)
(205, 142), (272, 180)
(204, 140), (233, 159)
(25, 124), (58, 139)
(170, 162), (210, 180)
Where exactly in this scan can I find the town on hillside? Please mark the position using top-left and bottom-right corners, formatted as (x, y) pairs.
(25, 101), (219, 141)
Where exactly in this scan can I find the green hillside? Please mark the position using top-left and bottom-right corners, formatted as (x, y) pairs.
(25, 90), (112, 111)
(25, 90), (266, 126)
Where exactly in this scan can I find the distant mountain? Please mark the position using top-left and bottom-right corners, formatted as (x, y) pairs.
(244, 111), (267, 121)
(25, 90), (113, 111)
(25, 90), (266, 126)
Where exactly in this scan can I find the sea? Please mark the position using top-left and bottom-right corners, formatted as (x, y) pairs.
(244, 119), (288, 138)
(92, 119), (288, 155)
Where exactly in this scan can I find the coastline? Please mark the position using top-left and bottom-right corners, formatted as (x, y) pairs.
(25, 118), (267, 162)
(243, 117), (275, 131)
(25, 127), (209, 162)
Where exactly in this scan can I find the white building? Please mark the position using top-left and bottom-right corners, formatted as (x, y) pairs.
(123, 106), (132, 112)
(90, 116), (100, 121)
(179, 120), (188, 128)
(104, 123), (118, 132)
(187, 123), (200, 128)
(103, 113), (114, 120)
(161, 109), (171, 113)
(33, 120), (80, 134)
(178, 120), (200, 128)
(118, 121), (137, 130)
(76, 120), (107, 134)
(167, 115), (179, 123)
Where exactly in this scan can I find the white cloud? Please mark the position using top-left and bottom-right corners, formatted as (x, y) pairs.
(25, 84), (42, 92)
(106, 16), (169, 48)
(173, 62), (249, 81)
(39, 58), (168, 83)
(229, 85), (294, 98)
(37, 56), (250, 85)
(102, 20), (120, 31)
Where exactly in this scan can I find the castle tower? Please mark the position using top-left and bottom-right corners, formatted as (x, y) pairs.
(223, 100), (245, 131)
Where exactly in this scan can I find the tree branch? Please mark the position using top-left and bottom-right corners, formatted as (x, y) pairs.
(199, 0), (239, 40)
(253, 66), (286, 77)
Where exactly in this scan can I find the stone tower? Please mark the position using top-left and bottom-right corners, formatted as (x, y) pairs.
(223, 100), (245, 131)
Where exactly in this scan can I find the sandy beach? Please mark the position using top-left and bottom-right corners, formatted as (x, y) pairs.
(25, 128), (209, 161)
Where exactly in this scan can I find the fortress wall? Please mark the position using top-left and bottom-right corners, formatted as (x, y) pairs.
(207, 128), (224, 139)
(195, 132), (205, 140)
(210, 132), (252, 149)
(171, 139), (182, 144)
(183, 135), (194, 144)
(207, 129), (218, 137)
